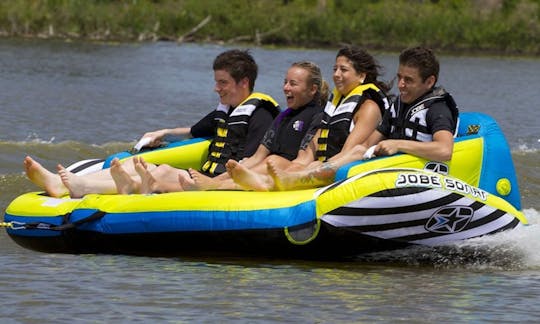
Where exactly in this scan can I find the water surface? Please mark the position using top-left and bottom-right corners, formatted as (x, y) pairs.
(1, 39), (539, 322)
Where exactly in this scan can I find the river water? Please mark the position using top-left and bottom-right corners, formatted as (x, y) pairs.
(1, 39), (539, 322)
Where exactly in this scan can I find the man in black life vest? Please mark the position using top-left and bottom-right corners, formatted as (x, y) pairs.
(23, 49), (279, 197)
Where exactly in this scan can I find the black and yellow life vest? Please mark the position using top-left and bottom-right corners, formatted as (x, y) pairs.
(201, 92), (280, 176)
(316, 83), (390, 162)
(388, 87), (459, 142)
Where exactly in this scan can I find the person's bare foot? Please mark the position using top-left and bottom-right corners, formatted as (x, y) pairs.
(268, 160), (335, 191)
(267, 159), (303, 191)
(184, 168), (217, 190)
(134, 157), (161, 194)
(177, 170), (195, 191)
(23, 156), (67, 197)
(110, 158), (139, 194)
(267, 160), (286, 191)
(227, 160), (271, 191)
(58, 164), (88, 198)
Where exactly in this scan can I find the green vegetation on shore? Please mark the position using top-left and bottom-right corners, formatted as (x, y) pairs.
(0, 0), (539, 55)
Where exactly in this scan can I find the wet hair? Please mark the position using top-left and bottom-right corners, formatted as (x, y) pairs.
(399, 46), (439, 83)
(290, 61), (330, 107)
(213, 49), (258, 92)
(336, 45), (390, 93)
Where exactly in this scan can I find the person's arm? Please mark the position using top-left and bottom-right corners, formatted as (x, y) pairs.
(363, 130), (385, 149)
(326, 130), (385, 165)
(137, 109), (218, 148)
(240, 113), (284, 168)
(288, 128), (321, 168)
(239, 145), (272, 169)
(374, 130), (454, 161)
(139, 127), (192, 147)
(329, 99), (382, 162)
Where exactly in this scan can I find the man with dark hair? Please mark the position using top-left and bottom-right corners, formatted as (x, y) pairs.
(370, 46), (458, 160)
(24, 49), (280, 197)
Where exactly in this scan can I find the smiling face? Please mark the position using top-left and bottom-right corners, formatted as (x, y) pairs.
(396, 64), (436, 104)
(283, 66), (317, 109)
(333, 56), (366, 96)
(214, 69), (250, 107)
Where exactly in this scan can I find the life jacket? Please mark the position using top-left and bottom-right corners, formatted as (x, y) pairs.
(316, 83), (390, 162)
(201, 92), (280, 176)
(387, 87), (459, 142)
(264, 100), (322, 161)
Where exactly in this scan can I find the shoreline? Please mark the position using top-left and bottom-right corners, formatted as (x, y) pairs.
(2, 34), (539, 60)
(1, 0), (538, 58)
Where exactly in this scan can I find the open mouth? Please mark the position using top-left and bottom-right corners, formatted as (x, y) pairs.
(285, 93), (294, 102)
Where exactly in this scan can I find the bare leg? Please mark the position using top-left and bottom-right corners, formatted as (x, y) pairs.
(58, 162), (120, 198)
(265, 155), (299, 172)
(111, 158), (140, 194)
(135, 157), (185, 194)
(68, 156), (157, 184)
(184, 169), (219, 190)
(178, 170), (196, 191)
(227, 160), (273, 191)
(268, 160), (338, 191)
(267, 144), (370, 191)
(23, 156), (68, 197)
(227, 155), (298, 191)
(58, 165), (88, 198)
(135, 157), (159, 194)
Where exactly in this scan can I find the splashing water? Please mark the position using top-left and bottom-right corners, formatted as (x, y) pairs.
(355, 209), (540, 270)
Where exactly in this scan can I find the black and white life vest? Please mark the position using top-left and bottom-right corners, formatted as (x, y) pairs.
(388, 87), (459, 142)
(316, 83), (390, 161)
(201, 92), (280, 176)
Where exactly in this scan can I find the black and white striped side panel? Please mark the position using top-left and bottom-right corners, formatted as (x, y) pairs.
(320, 187), (519, 246)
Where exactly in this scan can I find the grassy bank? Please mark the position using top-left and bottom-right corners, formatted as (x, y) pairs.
(0, 0), (539, 55)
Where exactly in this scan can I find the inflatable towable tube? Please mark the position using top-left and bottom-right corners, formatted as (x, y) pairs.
(2, 112), (527, 258)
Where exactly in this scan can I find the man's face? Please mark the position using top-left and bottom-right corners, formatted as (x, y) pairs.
(214, 69), (247, 107)
(396, 64), (435, 104)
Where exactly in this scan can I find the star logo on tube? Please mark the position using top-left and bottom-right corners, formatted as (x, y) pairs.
(425, 206), (474, 233)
